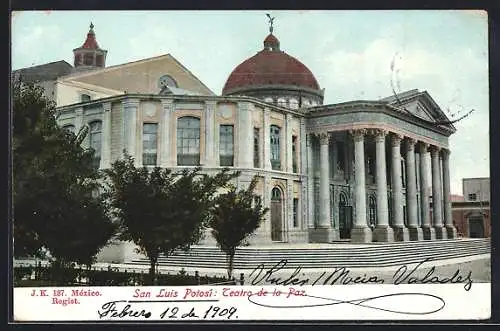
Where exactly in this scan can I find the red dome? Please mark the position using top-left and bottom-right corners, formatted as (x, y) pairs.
(222, 34), (320, 94)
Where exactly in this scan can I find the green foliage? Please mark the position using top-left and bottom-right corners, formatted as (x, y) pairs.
(12, 81), (116, 265)
(104, 154), (239, 283)
(210, 176), (269, 278)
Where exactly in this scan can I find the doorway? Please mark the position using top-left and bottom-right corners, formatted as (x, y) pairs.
(468, 217), (484, 238)
(339, 192), (352, 239)
(271, 187), (284, 241)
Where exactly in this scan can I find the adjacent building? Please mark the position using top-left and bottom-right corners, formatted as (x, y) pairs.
(452, 178), (490, 238)
(15, 22), (461, 259)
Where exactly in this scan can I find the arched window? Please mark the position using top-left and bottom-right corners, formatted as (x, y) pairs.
(303, 99), (311, 107)
(62, 124), (75, 134)
(177, 116), (200, 166)
(277, 98), (287, 107)
(159, 74), (178, 89)
(264, 97), (274, 104)
(270, 125), (281, 170)
(369, 196), (377, 228)
(89, 121), (102, 168)
(271, 187), (282, 201)
(289, 98), (299, 109)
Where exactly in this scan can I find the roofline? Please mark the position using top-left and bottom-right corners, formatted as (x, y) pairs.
(57, 53), (215, 96)
(55, 93), (304, 117)
(56, 79), (124, 95)
(307, 101), (454, 137)
(223, 84), (324, 98)
(57, 53), (175, 80)
(12, 59), (73, 72)
(167, 53), (215, 96)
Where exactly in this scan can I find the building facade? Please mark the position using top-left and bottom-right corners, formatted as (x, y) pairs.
(452, 178), (490, 238)
(46, 23), (461, 251)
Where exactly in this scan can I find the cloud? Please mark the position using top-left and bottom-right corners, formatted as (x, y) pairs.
(12, 24), (62, 67)
(315, 36), (489, 194)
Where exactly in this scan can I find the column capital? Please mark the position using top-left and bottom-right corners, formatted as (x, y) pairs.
(102, 102), (112, 112)
(441, 148), (451, 158)
(391, 133), (404, 147)
(418, 142), (430, 153)
(74, 107), (84, 116)
(372, 129), (388, 143)
(161, 99), (174, 109)
(123, 98), (140, 109)
(264, 107), (271, 115)
(237, 101), (252, 112)
(405, 138), (417, 152)
(318, 132), (330, 145)
(430, 145), (441, 157)
(350, 129), (366, 142)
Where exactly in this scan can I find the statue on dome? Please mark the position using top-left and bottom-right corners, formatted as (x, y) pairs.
(266, 13), (275, 33)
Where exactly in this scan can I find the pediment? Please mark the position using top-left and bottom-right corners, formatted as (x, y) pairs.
(380, 89), (455, 132)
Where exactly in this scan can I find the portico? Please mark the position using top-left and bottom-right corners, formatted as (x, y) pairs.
(305, 98), (457, 243)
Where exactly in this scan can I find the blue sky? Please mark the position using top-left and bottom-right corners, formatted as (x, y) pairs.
(11, 10), (489, 195)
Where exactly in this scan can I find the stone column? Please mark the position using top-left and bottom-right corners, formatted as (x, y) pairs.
(263, 175), (272, 242)
(442, 149), (456, 239)
(237, 102), (253, 169)
(101, 102), (112, 169)
(286, 113), (293, 173)
(313, 132), (332, 242)
(419, 143), (435, 240)
(286, 178), (293, 242)
(122, 99), (139, 165)
(263, 108), (271, 170)
(160, 99), (173, 168)
(74, 107), (84, 137)
(391, 134), (409, 241)
(204, 100), (216, 167)
(300, 118), (308, 236)
(431, 146), (445, 239)
(306, 134), (315, 230)
(372, 129), (393, 242)
(405, 138), (423, 241)
(351, 129), (372, 243)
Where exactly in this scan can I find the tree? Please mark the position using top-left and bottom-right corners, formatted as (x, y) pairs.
(210, 177), (269, 279)
(12, 81), (116, 267)
(104, 154), (239, 284)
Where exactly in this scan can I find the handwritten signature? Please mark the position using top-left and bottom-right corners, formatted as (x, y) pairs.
(247, 292), (446, 315)
(248, 258), (473, 291)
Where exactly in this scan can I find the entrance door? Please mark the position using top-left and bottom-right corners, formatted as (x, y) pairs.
(468, 217), (484, 238)
(271, 188), (283, 241)
(339, 193), (352, 239)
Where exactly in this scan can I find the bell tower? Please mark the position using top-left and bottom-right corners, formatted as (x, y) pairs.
(73, 22), (107, 72)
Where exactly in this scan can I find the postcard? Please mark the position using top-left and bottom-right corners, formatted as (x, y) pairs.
(11, 9), (490, 322)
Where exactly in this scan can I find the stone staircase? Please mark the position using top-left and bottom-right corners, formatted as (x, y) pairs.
(126, 238), (490, 269)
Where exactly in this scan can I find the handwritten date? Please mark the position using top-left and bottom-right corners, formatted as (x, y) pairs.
(98, 300), (237, 320)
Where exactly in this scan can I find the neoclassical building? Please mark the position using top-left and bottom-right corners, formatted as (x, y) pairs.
(20, 22), (458, 252)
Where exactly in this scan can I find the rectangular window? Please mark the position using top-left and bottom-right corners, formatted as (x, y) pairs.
(177, 117), (200, 166)
(468, 193), (477, 201)
(270, 125), (281, 171)
(89, 121), (102, 169)
(292, 136), (298, 173)
(337, 141), (345, 172)
(293, 198), (299, 227)
(254, 128), (260, 168)
(143, 123), (158, 166)
(219, 125), (234, 166)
